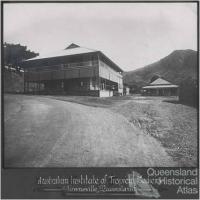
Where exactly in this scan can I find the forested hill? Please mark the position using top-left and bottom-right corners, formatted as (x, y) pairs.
(123, 49), (198, 88)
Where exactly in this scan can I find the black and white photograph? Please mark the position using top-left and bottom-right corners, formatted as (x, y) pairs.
(1, 1), (199, 199)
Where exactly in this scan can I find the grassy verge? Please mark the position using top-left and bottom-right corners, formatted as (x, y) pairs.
(111, 99), (197, 166)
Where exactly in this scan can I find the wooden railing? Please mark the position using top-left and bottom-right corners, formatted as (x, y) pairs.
(24, 66), (98, 82)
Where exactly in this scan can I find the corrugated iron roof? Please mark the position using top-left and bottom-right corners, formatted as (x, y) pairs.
(150, 78), (172, 85)
(22, 43), (123, 72)
(25, 45), (98, 61)
(143, 85), (178, 89)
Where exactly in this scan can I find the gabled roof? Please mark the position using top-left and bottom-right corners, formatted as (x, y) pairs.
(142, 77), (179, 89)
(65, 43), (80, 49)
(150, 78), (172, 85)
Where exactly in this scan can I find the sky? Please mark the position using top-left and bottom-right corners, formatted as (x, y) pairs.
(3, 3), (197, 71)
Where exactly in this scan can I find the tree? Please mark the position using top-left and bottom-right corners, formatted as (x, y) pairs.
(3, 43), (39, 70)
(179, 78), (198, 107)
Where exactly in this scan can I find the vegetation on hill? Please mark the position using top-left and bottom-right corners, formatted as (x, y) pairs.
(3, 43), (39, 70)
(123, 49), (198, 106)
(124, 49), (197, 87)
(3, 43), (39, 93)
(4, 68), (24, 93)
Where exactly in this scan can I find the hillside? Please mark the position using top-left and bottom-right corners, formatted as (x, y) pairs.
(123, 49), (198, 88)
(4, 69), (24, 93)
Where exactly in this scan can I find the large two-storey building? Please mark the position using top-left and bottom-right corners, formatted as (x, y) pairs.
(21, 43), (123, 97)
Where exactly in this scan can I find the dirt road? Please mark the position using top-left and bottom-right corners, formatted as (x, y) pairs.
(4, 95), (175, 167)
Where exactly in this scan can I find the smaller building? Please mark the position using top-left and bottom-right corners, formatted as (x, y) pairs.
(141, 77), (179, 96)
(123, 85), (130, 95)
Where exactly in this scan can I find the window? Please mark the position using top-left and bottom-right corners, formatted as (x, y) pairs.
(61, 81), (64, 89)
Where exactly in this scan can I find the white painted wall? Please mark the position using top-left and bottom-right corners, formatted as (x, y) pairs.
(99, 60), (123, 91)
(99, 90), (113, 97)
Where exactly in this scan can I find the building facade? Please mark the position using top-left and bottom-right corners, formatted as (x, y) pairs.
(21, 44), (123, 97)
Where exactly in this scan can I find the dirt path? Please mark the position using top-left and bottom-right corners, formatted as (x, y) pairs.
(4, 95), (175, 167)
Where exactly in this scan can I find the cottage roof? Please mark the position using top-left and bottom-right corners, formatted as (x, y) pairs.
(143, 85), (178, 89)
(150, 78), (171, 85)
(142, 77), (179, 89)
